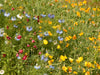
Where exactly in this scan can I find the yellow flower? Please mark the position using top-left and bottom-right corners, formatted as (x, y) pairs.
(65, 37), (70, 41)
(76, 57), (83, 63)
(48, 31), (52, 36)
(69, 58), (73, 63)
(43, 39), (48, 45)
(83, 0), (87, 4)
(73, 71), (78, 74)
(68, 66), (72, 73)
(60, 55), (67, 61)
(85, 71), (90, 75)
(79, 32), (84, 36)
(77, 11), (81, 17)
(48, 59), (54, 65)
(57, 45), (61, 49)
(62, 66), (67, 72)
(85, 62), (92, 68)
(49, 55), (53, 59)
(83, 68), (86, 73)
(52, 26), (56, 29)
(74, 22), (78, 26)
(45, 53), (49, 57)
(66, 43), (69, 47)
(92, 8), (96, 11)
(89, 37), (94, 41)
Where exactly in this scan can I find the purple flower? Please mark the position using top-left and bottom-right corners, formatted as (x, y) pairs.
(48, 14), (55, 18)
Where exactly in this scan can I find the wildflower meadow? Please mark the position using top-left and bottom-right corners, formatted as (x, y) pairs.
(0, 0), (100, 75)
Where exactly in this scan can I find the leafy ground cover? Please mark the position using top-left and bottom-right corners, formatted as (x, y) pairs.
(0, 0), (100, 75)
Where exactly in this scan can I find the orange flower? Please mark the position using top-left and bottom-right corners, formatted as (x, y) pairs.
(73, 35), (77, 40)
(77, 11), (81, 17)
(63, 29), (67, 32)
(55, 0), (58, 2)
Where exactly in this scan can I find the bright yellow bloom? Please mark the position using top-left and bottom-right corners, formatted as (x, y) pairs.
(77, 11), (81, 17)
(76, 57), (83, 63)
(85, 62), (92, 68)
(43, 39), (48, 45)
(48, 31), (52, 36)
(60, 55), (67, 61)
(73, 71), (78, 74)
(83, 68), (86, 73)
(62, 66), (67, 72)
(83, 0), (87, 4)
(79, 32), (84, 36)
(85, 71), (90, 75)
(65, 37), (70, 41)
(92, 8), (96, 11)
(57, 45), (61, 49)
(68, 66), (72, 73)
(69, 58), (73, 63)
(49, 55), (53, 59)
(52, 26), (56, 29)
(45, 53), (49, 57)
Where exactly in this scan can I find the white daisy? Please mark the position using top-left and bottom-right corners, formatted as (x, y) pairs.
(0, 70), (4, 74)
(17, 14), (23, 19)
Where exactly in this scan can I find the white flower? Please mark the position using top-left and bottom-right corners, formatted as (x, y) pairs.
(11, 17), (16, 21)
(0, 70), (4, 74)
(0, 4), (3, 7)
(17, 14), (23, 19)
(34, 64), (40, 69)
(0, 28), (4, 37)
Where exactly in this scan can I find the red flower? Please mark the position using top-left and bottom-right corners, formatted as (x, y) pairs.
(3, 54), (6, 57)
(7, 36), (11, 40)
(7, 26), (9, 29)
(19, 49), (23, 54)
(38, 52), (41, 55)
(22, 55), (27, 60)
(27, 19), (29, 22)
(17, 35), (22, 39)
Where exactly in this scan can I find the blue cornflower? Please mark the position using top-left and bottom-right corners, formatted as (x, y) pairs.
(25, 14), (30, 18)
(11, 17), (16, 21)
(33, 16), (38, 20)
(44, 32), (49, 36)
(17, 56), (21, 59)
(49, 65), (55, 69)
(41, 55), (48, 62)
(26, 26), (33, 32)
(13, 25), (18, 28)
(34, 64), (40, 69)
(58, 19), (65, 23)
(41, 55), (44, 60)
(48, 14), (55, 18)
(0, 28), (4, 37)
(58, 36), (63, 41)
(41, 14), (46, 17)
(56, 30), (63, 34)
(37, 35), (42, 40)
(4, 12), (10, 17)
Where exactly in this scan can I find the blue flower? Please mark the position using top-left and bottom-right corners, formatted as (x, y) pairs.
(58, 36), (63, 41)
(0, 9), (5, 14)
(44, 32), (49, 36)
(44, 57), (48, 62)
(41, 55), (48, 62)
(4, 12), (10, 17)
(11, 17), (16, 21)
(56, 30), (63, 34)
(48, 14), (55, 18)
(17, 56), (21, 59)
(26, 26), (33, 32)
(33, 16), (38, 20)
(41, 14), (46, 17)
(49, 65), (54, 69)
(13, 25), (18, 28)
(37, 35), (42, 40)
(58, 19), (65, 23)
(41, 55), (45, 60)
(34, 64), (40, 69)
(25, 14), (30, 18)
(0, 28), (4, 37)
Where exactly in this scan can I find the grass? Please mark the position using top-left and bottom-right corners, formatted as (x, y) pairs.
(0, 0), (100, 75)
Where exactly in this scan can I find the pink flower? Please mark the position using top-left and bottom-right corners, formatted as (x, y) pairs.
(12, 7), (15, 10)
(27, 44), (30, 47)
(17, 35), (22, 39)
(22, 55), (27, 60)
(33, 45), (37, 48)
(16, 53), (19, 57)
(32, 40), (35, 43)
(19, 49), (23, 54)
(38, 52), (41, 55)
